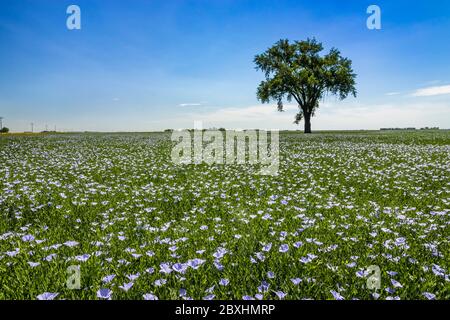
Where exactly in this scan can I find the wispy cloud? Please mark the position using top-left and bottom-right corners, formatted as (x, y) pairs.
(178, 103), (203, 107)
(421, 80), (441, 86)
(158, 101), (450, 130)
(386, 92), (401, 96)
(411, 84), (450, 97)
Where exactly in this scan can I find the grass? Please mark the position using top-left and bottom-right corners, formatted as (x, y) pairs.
(0, 130), (449, 300)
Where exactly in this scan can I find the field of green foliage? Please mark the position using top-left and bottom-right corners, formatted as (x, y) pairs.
(0, 130), (449, 300)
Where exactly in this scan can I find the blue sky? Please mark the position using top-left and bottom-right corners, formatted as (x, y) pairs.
(1, 0), (449, 131)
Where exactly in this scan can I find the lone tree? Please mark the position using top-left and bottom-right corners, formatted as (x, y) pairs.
(254, 38), (357, 133)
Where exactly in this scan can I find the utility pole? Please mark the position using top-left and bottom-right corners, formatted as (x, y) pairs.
(0, 117), (3, 130)
(31, 122), (34, 133)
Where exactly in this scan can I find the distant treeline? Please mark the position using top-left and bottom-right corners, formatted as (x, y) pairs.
(380, 127), (440, 131)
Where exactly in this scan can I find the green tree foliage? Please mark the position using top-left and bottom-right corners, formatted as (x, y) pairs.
(254, 38), (357, 133)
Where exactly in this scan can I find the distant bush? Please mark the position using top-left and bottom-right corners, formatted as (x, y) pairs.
(0, 127), (9, 133)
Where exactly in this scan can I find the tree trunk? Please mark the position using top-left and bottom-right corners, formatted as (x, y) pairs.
(304, 112), (312, 134)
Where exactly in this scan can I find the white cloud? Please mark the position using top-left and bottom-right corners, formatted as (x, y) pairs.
(411, 84), (450, 97)
(162, 101), (450, 130)
(14, 100), (446, 132)
(386, 92), (401, 96)
(178, 103), (203, 107)
(314, 102), (449, 130)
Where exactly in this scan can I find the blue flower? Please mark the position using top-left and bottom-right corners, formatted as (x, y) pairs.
(422, 292), (436, 300)
(119, 282), (134, 292)
(275, 291), (286, 299)
(126, 273), (140, 281)
(258, 281), (270, 293)
(102, 274), (116, 283)
(28, 261), (40, 267)
(143, 293), (158, 300)
(214, 260), (224, 271)
(22, 235), (35, 242)
(293, 241), (303, 248)
(390, 279), (403, 288)
(37, 292), (58, 300)
(154, 279), (167, 286)
(330, 290), (345, 300)
(74, 254), (90, 262)
(173, 263), (188, 273)
(213, 247), (228, 259)
(97, 288), (112, 299)
(160, 262), (173, 274)
(187, 258), (206, 269)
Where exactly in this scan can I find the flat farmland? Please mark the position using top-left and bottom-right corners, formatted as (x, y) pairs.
(0, 131), (449, 300)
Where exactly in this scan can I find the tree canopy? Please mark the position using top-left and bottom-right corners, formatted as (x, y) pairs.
(254, 38), (357, 133)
